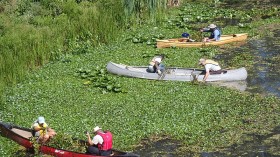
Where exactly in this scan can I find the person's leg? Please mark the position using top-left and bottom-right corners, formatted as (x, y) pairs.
(47, 128), (56, 138)
(100, 150), (112, 156)
(86, 146), (99, 155)
(159, 64), (165, 72)
(41, 134), (50, 143)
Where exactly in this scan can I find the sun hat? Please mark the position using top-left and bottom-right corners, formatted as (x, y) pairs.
(199, 58), (206, 65)
(208, 24), (217, 29)
(38, 116), (45, 124)
(93, 126), (102, 133)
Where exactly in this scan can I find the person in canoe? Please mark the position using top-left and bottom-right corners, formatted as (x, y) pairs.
(200, 24), (221, 42)
(180, 32), (195, 42)
(31, 116), (56, 143)
(86, 126), (113, 156)
(199, 58), (222, 82)
(146, 54), (165, 74)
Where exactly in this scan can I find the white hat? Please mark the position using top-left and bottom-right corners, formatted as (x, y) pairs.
(208, 24), (217, 29)
(38, 116), (45, 124)
(199, 58), (206, 65)
(93, 126), (102, 132)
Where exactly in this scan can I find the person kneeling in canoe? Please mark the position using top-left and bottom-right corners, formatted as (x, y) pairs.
(86, 126), (113, 156)
(200, 24), (221, 42)
(199, 58), (221, 82)
(146, 54), (165, 74)
(32, 116), (56, 144)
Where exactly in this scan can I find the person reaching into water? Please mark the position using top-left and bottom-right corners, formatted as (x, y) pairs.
(200, 24), (221, 42)
(32, 116), (56, 144)
(146, 54), (165, 74)
(86, 126), (113, 156)
(198, 58), (222, 82)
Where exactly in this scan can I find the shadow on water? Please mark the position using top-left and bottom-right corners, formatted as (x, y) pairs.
(219, 29), (280, 97)
(134, 126), (280, 157)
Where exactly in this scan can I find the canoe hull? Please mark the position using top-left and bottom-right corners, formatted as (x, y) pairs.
(106, 62), (247, 82)
(0, 122), (140, 157)
(156, 33), (248, 48)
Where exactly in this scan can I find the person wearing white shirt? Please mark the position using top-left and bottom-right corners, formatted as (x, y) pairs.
(86, 126), (113, 156)
(199, 58), (221, 82)
(147, 54), (165, 74)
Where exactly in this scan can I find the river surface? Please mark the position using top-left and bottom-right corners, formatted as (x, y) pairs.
(245, 29), (280, 97)
(215, 29), (280, 98)
(133, 30), (280, 157)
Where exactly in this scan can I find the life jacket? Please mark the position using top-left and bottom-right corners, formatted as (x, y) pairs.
(97, 131), (113, 151)
(32, 122), (48, 136)
(205, 60), (219, 66)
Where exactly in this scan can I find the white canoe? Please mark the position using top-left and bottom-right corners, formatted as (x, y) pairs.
(106, 62), (247, 82)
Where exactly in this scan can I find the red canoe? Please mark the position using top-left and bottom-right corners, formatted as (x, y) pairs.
(0, 122), (140, 157)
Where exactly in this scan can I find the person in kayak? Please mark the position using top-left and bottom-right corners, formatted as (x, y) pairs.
(181, 32), (195, 42)
(199, 58), (222, 82)
(146, 54), (165, 74)
(32, 116), (56, 143)
(86, 126), (113, 156)
(200, 24), (221, 42)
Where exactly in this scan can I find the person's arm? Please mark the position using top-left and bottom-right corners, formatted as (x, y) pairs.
(154, 58), (162, 74)
(200, 28), (210, 32)
(203, 65), (210, 82)
(33, 123), (47, 132)
(154, 61), (160, 69)
(203, 71), (210, 82)
(86, 132), (93, 145)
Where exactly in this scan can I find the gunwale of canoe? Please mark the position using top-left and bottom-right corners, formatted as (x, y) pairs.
(156, 33), (248, 48)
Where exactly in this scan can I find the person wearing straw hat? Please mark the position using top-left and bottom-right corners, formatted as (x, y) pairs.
(31, 116), (56, 143)
(198, 58), (221, 82)
(200, 24), (221, 42)
(86, 126), (113, 156)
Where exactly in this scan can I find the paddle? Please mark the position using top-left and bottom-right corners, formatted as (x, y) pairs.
(157, 69), (167, 80)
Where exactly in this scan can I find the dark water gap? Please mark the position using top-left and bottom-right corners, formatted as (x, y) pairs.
(220, 29), (280, 97)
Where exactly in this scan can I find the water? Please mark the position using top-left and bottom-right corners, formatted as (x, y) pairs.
(218, 29), (280, 97)
(133, 31), (280, 157)
(134, 125), (280, 157)
(245, 29), (280, 97)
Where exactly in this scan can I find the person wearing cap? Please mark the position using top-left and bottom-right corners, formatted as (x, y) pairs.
(200, 24), (221, 42)
(86, 126), (113, 156)
(198, 58), (221, 82)
(180, 32), (195, 42)
(32, 116), (56, 143)
(146, 54), (165, 75)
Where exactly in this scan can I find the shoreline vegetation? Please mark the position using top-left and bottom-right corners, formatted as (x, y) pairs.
(1, 0), (280, 156)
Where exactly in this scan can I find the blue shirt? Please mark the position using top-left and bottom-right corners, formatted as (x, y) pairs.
(202, 28), (221, 41)
(212, 29), (220, 41)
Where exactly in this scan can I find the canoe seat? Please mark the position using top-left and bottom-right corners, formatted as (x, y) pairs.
(199, 70), (227, 75)
(12, 128), (33, 139)
(210, 70), (227, 75)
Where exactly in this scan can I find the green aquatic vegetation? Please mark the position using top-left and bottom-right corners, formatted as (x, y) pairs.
(1, 46), (279, 154)
(1, 1), (280, 156)
(75, 67), (124, 93)
(47, 133), (86, 153)
(226, 52), (255, 68)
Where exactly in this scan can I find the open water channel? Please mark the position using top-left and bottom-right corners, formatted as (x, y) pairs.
(133, 29), (280, 157)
